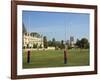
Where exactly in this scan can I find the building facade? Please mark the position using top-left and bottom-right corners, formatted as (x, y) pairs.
(23, 32), (44, 48)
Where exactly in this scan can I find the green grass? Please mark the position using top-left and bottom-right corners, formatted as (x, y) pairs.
(23, 49), (89, 68)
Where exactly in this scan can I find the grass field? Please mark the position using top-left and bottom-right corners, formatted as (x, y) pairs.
(23, 49), (89, 68)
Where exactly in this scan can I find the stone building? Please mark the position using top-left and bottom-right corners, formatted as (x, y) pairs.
(23, 32), (44, 48)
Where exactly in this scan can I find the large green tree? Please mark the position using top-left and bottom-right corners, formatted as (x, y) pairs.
(80, 38), (89, 49)
(75, 38), (89, 49)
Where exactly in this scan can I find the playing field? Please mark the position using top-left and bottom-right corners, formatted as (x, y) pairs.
(23, 49), (89, 68)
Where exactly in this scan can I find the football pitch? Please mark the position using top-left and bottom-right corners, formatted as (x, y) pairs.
(23, 49), (89, 68)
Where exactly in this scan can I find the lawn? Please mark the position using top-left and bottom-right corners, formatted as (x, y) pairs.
(23, 49), (89, 68)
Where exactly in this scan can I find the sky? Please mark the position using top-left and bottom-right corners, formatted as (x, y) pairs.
(22, 11), (89, 42)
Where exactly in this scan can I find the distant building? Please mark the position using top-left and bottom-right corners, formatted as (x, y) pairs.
(23, 32), (44, 48)
(70, 36), (75, 48)
(66, 40), (70, 45)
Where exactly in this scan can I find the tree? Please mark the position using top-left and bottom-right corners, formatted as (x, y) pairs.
(48, 38), (56, 47)
(43, 36), (48, 48)
(33, 44), (37, 48)
(52, 38), (56, 47)
(75, 39), (81, 48)
(39, 44), (42, 48)
(60, 40), (65, 49)
(23, 23), (27, 33)
(48, 40), (52, 47)
(75, 38), (89, 49)
(55, 41), (61, 48)
(80, 38), (89, 49)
